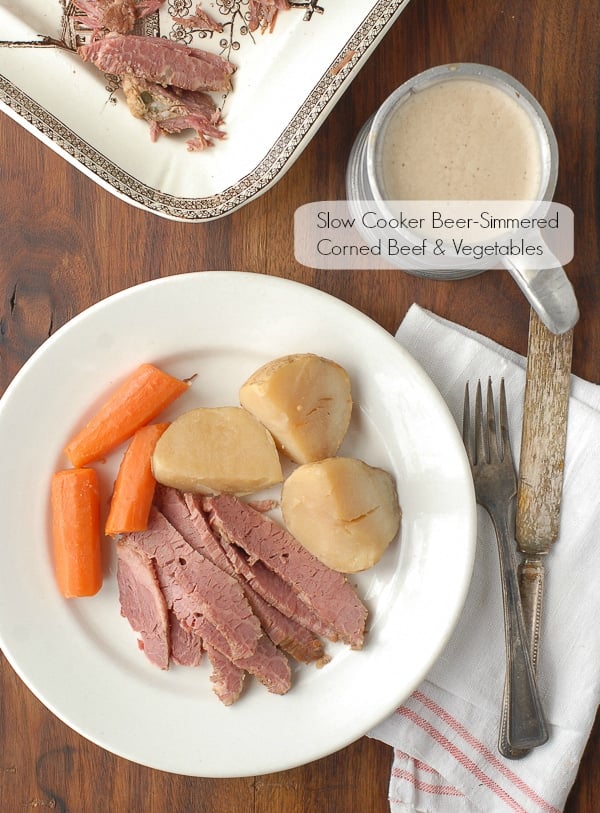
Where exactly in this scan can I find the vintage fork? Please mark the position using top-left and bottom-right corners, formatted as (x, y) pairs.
(463, 379), (548, 755)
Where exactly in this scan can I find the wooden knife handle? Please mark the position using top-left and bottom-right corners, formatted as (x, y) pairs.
(516, 310), (573, 554)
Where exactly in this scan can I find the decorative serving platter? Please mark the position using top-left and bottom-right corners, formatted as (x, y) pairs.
(0, 0), (412, 220)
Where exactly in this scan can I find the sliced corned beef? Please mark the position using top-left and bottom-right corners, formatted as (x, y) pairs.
(205, 495), (368, 650)
(124, 505), (289, 696)
(212, 535), (340, 643)
(234, 633), (291, 694)
(154, 485), (325, 663)
(205, 645), (245, 706)
(169, 612), (203, 667)
(157, 487), (325, 664)
(244, 587), (327, 665)
(155, 486), (231, 572)
(78, 34), (235, 93)
(116, 540), (170, 669)
(191, 612), (291, 695)
(185, 490), (338, 642)
(183, 491), (326, 662)
(124, 507), (262, 660)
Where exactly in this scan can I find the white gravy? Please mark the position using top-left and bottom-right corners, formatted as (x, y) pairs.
(380, 78), (543, 201)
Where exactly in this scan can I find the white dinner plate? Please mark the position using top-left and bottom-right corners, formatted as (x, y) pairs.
(0, 272), (475, 777)
(0, 0), (412, 221)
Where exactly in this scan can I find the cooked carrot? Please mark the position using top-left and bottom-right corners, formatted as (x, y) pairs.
(105, 422), (170, 536)
(51, 468), (102, 598)
(64, 363), (190, 467)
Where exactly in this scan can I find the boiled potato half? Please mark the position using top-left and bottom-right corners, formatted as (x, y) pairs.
(239, 353), (352, 464)
(281, 457), (401, 573)
(151, 407), (283, 495)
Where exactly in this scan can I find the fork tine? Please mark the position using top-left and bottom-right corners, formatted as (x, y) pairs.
(486, 377), (501, 463)
(462, 383), (473, 464)
(474, 379), (488, 464)
(498, 378), (513, 464)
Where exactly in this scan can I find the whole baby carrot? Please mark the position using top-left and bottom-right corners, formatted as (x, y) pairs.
(105, 422), (170, 536)
(64, 363), (190, 467)
(51, 468), (102, 598)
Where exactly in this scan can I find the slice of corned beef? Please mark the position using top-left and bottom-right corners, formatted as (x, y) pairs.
(116, 540), (170, 669)
(124, 505), (289, 696)
(124, 507), (261, 660)
(205, 645), (246, 706)
(155, 486), (231, 572)
(192, 612), (291, 695)
(234, 633), (291, 694)
(205, 495), (368, 650)
(244, 587), (328, 665)
(169, 612), (203, 667)
(156, 487), (325, 664)
(182, 491), (326, 663)
(184, 490), (339, 643)
(78, 34), (235, 93)
(215, 540), (340, 644)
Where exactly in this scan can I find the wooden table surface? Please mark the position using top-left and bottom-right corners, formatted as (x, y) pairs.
(0, 0), (598, 810)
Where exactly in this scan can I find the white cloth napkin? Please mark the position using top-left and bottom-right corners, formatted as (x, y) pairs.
(369, 304), (600, 813)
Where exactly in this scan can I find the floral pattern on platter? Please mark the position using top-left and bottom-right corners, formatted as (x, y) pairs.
(167, 0), (246, 59)
(60, 0), (325, 60)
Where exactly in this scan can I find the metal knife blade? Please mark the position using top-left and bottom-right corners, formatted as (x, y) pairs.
(500, 308), (573, 757)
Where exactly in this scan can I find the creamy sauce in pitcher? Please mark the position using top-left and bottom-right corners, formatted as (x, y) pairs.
(381, 78), (543, 201)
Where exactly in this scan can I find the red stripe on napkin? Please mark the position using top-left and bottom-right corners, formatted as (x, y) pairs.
(394, 690), (560, 813)
(392, 765), (465, 797)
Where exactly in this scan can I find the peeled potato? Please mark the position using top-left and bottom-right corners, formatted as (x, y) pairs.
(239, 353), (352, 464)
(281, 457), (401, 573)
(151, 407), (283, 495)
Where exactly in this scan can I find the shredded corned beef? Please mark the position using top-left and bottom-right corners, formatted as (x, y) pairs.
(71, 0), (296, 149)
(73, 0), (165, 34)
(172, 6), (224, 33)
(121, 75), (225, 150)
(248, 0), (290, 33)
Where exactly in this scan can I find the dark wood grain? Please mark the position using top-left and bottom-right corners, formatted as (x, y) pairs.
(1, 0), (599, 810)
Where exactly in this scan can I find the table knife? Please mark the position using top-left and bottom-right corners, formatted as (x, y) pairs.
(500, 308), (573, 758)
